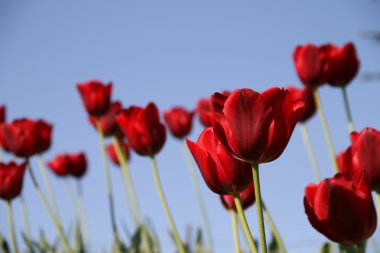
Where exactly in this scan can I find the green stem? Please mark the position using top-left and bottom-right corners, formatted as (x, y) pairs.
(0, 147), (3, 162)
(180, 141), (214, 252)
(96, 119), (119, 240)
(233, 195), (258, 253)
(262, 203), (287, 253)
(27, 162), (73, 253)
(6, 201), (19, 253)
(252, 163), (267, 253)
(313, 90), (339, 173)
(65, 179), (78, 219)
(112, 137), (152, 253)
(19, 195), (33, 249)
(38, 155), (61, 220)
(342, 87), (355, 133)
(357, 242), (366, 253)
(77, 181), (90, 248)
(150, 156), (185, 253)
(231, 211), (241, 253)
(300, 123), (321, 182)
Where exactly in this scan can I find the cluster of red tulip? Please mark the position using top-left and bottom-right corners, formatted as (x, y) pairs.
(0, 42), (378, 253)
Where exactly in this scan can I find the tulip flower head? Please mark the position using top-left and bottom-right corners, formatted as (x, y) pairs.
(0, 118), (52, 158)
(212, 87), (304, 164)
(0, 105), (5, 123)
(0, 162), (27, 201)
(187, 127), (252, 195)
(304, 172), (377, 244)
(107, 140), (130, 166)
(116, 103), (166, 156)
(164, 107), (194, 139)
(287, 86), (316, 123)
(77, 80), (112, 117)
(322, 43), (360, 88)
(220, 182), (255, 212)
(89, 101), (123, 137)
(48, 152), (87, 178)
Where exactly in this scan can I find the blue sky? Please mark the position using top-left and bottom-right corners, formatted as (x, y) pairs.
(0, 1), (380, 252)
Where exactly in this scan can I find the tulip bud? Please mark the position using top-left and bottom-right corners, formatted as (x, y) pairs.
(220, 183), (255, 212)
(89, 101), (123, 137)
(107, 140), (130, 166)
(0, 162), (27, 201)
(48, 152), (87, 178)
(77, 80), (112, 117)
(287, 86), (316, 122)
(164, 107), (194, 139)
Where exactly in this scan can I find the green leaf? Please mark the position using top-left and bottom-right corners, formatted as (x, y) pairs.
(21, 232), (36, 253)
(339, 243), (365, 253)
(269, 234), (280, 253)
(74, 225), (85, 253)
(320, 242), (334, 253)
(0, 234), (10, 253)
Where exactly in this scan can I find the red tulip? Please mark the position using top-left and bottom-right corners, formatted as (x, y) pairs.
(77, 80), (112, 117)
(338, 128), (380, 192)
(48, 152), (87, 178)
(0, 162), (27, 201)
(89, 101), (123, 137)
(220, 183), (255, 212)
(293, 44), (328, 88)
(322, 43), (360, 87)
(196, 91), (231, 127)
(304, 172), (376, 244)
(212, 88), (304, 164)
(107, 140), (130, 166)
(116, 103), (166, 156)
(0, 119), (53, 158)
(0, 105), (5, 123)
(287, 86), (316, 122)
(164, 107), (194, 139)
(187, 127), (252, 195)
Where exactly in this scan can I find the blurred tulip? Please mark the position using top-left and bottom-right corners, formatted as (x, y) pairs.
(0, 161), (27, 201)
(164, 107), (194, 139)
(293, 44), (327, 88)
(196, 91), (231, 127)
(212, 87), (304, 164)
(0, 105), (5, 123)
(187, 127), (252, 195)
(220, 183), (255, 212)
(48, 152), (87, 178)
(77, 80), (112, 117)
(287, 86), (316, 122)
(304, 172), (376, 244)
(107, 140), (130, 166)
(89, 101), (123, 137)
(0, 118), (52, 158)
(322, 43), (360, 87)
(116, 103), (166, 156)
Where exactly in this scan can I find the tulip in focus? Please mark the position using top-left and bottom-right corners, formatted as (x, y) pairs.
(220, 183), (255, 212)
(0, 161), (27, 201)
(0, 118), (52, 158)
(304, 172), (377, 244)
(164, 107), (194, 139)
(77, 80), (113, 117)
(116, 103), (166, 156)
(187, 127), (252, 195)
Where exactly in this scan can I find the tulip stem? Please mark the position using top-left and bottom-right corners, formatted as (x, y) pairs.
(96, 120), (120, 242)
(0, 147), (3, 162)
(231, 211), (241, 253)
(6, 201), (18, 253)
(180, 141), (214, 252)
(233, 194), (258, 253)
(77, 181), (90, 248)
(112, 137), (152, 253)
(313, 90), (339, 173)
(150, 156), (186, 253)
(300, 123), (321, 182)
(357, 243), (365, 253)
(65, 179), (78, 219)
(262, 202), (287, 253)
(377, 193), (380, 222)
(27, 162), (73, 253)
(38, 155), (61, 220)
(19, 195), (33, 248)
(342, 87), (355, 133)
(252, 163), (267, 253)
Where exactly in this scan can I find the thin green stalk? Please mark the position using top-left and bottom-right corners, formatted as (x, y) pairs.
(96, 119), (119, 240)
(112, 137), (152, 253)
(65, 179), (78, 219)
(27, 162), (73, 253)
(149, 156), (186, 253)
(38, 155), (61, 219)
(6, 201), (19, 253)
(0, 147), (3, 162)
(233, 195), (258, 253)
(342, 87), (355, 133)
(111, 137), (140, 226)
(357, 243), (366, 253)
(377, 192), (380, 222)
(300, 123), (321, 182)
(313, 90), (339, 173)
(262, 203), (287, 253)
(231, 211), (241, 253)
(19, 195), (32, 247)
(77, 181), (90, 248)
(252, 163), (267, 253)
(180, 141), (214, 252)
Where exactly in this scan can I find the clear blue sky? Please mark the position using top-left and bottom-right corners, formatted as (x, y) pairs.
(0, 1), (379, 252)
